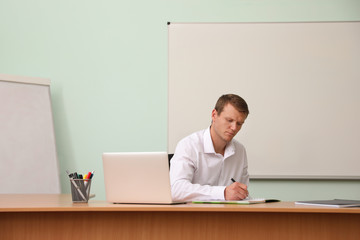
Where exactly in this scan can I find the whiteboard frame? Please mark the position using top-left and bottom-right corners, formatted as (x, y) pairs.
(0, 73), (50, 86)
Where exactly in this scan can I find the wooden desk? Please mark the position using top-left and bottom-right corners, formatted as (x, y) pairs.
(1, 194), (359, 240)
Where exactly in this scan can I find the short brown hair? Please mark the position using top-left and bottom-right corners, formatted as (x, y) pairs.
(214, 94), (249, 115)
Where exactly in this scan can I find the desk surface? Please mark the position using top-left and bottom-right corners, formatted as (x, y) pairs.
(1, 194), (360, 214)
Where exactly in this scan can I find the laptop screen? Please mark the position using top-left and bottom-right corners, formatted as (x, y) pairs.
(102, 152), (175, 204)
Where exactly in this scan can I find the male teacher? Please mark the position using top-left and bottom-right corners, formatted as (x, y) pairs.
(170, 94), (250, 202)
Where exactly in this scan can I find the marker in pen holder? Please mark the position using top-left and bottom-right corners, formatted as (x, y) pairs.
(70, 178), (93, 203)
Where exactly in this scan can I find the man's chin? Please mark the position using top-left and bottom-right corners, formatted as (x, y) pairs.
(223, 135), (234, 142)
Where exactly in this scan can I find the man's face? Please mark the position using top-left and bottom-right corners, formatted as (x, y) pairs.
(211, 103), (247, 144)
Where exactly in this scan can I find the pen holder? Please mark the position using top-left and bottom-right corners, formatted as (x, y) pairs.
(70, 179), (92, 203)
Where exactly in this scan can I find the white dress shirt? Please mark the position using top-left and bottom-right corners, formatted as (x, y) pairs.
(170, 127), (249, 202)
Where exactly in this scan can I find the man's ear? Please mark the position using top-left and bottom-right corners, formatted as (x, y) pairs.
(211, 109), (218, 122)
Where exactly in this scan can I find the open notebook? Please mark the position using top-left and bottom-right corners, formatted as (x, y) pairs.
(193, 198), (280, 204)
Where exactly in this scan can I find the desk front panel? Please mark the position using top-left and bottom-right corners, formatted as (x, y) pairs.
(1, 210), (360, 240)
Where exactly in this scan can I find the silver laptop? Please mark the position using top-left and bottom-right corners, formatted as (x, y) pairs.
(102, 152), (185, 205)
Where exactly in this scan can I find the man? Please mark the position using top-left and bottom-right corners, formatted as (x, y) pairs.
(170, 94), (250, 202)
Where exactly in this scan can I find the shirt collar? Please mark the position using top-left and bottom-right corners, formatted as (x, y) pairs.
(203, 127), (235, 158)
(224, 141), (235, 158)
(203, 127), (215, 154)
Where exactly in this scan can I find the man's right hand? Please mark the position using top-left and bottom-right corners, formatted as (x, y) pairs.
(224, 182), (248, 200)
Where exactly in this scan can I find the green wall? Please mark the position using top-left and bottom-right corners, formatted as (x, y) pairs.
(1, 0), (359, 201)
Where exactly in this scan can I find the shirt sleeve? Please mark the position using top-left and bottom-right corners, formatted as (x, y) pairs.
(169, 140), (226, 202)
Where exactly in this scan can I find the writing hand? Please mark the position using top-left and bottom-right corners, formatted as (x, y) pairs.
(224, 182), (248, 200)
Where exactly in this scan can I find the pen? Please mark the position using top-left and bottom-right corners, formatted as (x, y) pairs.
(86, 171), (92, 180)
(231, 178), (236, 183)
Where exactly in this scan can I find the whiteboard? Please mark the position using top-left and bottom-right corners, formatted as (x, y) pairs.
(168, 22), (360, 179)
(0, 74), (60, 193)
